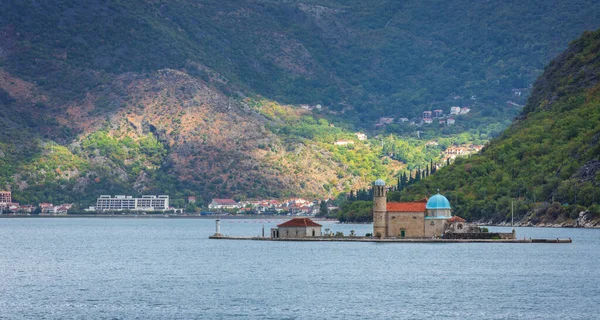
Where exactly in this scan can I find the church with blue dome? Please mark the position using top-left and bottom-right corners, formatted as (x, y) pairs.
(372, 180), (455, 238)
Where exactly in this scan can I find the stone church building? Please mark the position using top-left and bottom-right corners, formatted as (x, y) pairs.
(372, 179), (454, 238)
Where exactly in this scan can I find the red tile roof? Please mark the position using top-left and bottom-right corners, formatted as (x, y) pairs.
(448, 216), (466, 223)
(277, 218), (322, 228)
(386, 200), (427, 212)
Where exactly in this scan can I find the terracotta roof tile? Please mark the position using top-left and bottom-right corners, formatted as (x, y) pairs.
(277, 218), (322, 228)
(448, 216), (466, 223)
(386, 202), (427, 212)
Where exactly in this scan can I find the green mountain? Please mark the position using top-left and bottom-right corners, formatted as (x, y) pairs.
(400, 29), (600, 225)
(1, 1), (599, 207)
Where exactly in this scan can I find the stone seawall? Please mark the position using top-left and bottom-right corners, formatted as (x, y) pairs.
(209, 235), (571, 243)
(444, 232), (515, 240)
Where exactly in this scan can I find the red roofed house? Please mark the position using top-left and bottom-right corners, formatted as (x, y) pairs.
(271, 217), (322, 239)
(372, 179), (453, 238)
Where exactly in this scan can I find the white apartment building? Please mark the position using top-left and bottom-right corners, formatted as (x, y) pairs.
(96, 195), (170, 211)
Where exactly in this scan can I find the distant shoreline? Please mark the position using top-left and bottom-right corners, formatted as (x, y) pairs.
(0, 214), (337, 221)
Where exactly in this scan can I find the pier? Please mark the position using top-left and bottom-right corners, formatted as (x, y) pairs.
(209, 235), (572, 243)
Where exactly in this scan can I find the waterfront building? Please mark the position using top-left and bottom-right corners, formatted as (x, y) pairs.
(271, 218), (322, 239)
(208, 199), (240, 210)
(96, 195), (169, 212)
(372, 179), (453, 238)
(0, 191), (11, 205)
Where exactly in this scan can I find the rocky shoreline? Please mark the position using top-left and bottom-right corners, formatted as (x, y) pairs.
(477, 211), (600, 228)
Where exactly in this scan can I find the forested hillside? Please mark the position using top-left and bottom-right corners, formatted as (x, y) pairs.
(400, 30), (600, 225)
(1, 1), (599, 206)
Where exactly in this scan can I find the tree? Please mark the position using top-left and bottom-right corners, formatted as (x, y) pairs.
(319, 200), (328, 217)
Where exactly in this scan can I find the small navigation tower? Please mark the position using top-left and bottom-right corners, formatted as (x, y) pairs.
(214, 218), (222, 237)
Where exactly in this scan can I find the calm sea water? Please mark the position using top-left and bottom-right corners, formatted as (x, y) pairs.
(0, 218), (599, 319)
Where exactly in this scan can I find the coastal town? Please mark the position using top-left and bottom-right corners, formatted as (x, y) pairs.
(0, 190), (333, 216)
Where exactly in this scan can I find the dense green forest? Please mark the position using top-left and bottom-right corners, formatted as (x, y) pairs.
(399, 29), (600, 224)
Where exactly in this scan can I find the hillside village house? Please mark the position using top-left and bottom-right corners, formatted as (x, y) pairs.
(450, 106), (461, 115)
(271, 217), (322, 238)
(334, 140), (354, 146)
(209, 199), (240, 210)
(433, 109), (443, 118)
(423, 118), (433, 124)
(354, 132), (367, 141)
(423, 111), (432, 118)
(447, 118), (456, 125)
(187, 196), (196, 203)
(460, 107), (471, 114)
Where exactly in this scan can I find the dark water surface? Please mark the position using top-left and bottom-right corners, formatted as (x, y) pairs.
(1, 218), (598, 319)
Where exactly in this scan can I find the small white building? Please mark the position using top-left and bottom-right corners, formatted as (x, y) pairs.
(209, 199), (240, 210)
(447, 118), (456, 125)
(354, 132), (367, 141)
(460, 107), (471, 114)
(450, 106), (461, 115)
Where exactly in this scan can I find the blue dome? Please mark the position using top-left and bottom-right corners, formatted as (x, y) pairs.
(374, 179), (385, 186)
(426, 194), (451, 209)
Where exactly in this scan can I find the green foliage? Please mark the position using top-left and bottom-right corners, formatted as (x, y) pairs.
(401, 30), (600, 223)
(82, 130), (166, 169)
(337, 200), (373, 223)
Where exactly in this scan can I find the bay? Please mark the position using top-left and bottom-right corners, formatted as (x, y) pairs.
(0, 218), (598, 319)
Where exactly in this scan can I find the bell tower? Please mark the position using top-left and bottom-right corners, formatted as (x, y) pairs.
(372, 179), (387, 238)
